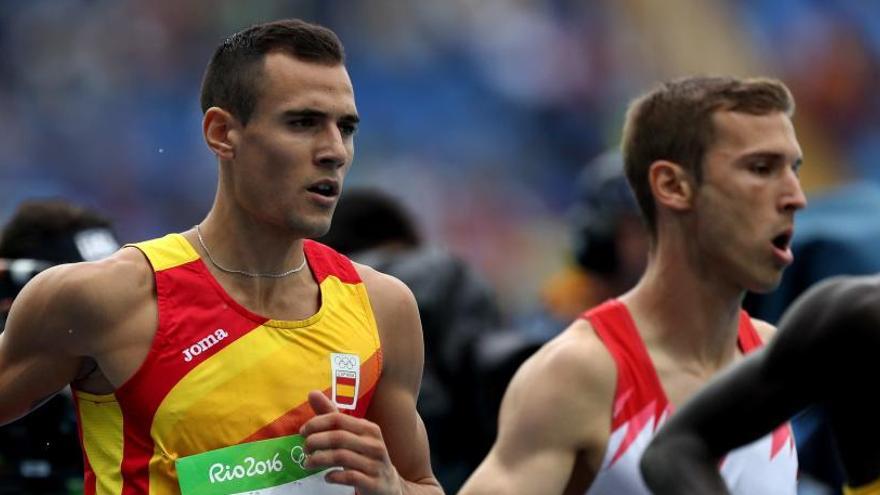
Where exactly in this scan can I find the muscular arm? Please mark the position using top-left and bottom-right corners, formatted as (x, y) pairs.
(0, 265), (94, 423)
(459, 321), (615, 495)
(363, 271), (442, 494)
(641, 276), (871, 494)
(302, 267), (442, 494)
(0, 249), (155, 423)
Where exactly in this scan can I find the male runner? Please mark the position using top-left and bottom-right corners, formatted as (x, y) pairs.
(460, 76), (805, 494)
(0, 19), (442, 495)
(641, 274), (880, 495)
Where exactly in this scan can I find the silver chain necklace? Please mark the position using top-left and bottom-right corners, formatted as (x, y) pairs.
(195, 224), (308, 278)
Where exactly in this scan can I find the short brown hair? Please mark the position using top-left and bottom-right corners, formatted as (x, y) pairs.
(621, 76), (795, 236)
(200, 18), (345, 125)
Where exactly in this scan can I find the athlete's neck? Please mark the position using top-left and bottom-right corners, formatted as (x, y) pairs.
(619, 245), (744, 370)
(189, 207), (310, 290)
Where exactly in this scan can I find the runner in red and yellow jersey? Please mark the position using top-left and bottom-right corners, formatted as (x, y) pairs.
(0, 18), (441, 495)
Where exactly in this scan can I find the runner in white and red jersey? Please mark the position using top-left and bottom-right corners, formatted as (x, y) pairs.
(642, 275), (880, 495)
(585, 300), (796, 494)
(460, 75), (806, 495)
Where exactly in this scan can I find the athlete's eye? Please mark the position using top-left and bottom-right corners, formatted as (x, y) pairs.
(339, 122), (358, 137)
(288, 118), (317, 129)
(749, 160), (772, 176)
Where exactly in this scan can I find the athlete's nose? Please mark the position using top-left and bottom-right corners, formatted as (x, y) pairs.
(780, 165), (807, 213)
(315, 124), (348, 169)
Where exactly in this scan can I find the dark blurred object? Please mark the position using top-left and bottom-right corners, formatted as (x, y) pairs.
(571, 150), (642, 277)
(0, 258), (52, 301)
(745, 182), (880, 495)
(321, 188), (503, 492)
(0, 199), (119, 495)
(540, 151), (648, 327)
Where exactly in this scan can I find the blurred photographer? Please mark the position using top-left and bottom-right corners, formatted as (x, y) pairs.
(0, 199), (119, 495)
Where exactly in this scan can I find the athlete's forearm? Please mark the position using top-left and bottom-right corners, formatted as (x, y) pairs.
(401, 476), (444, 495)
(641, 435), (729, 495)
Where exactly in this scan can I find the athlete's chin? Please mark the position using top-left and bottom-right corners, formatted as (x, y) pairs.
(746, 272), (785, 294)
(286, 217), (332, 240)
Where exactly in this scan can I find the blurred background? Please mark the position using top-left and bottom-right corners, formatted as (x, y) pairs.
(1, 0), (880, 493)
(3, 0), (878, 317)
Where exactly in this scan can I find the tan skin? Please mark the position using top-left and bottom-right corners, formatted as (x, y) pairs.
(459, 110), (806, 494)
(0, 51), (441, 495)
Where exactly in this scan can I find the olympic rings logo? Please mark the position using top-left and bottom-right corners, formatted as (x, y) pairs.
(290, 446), (308, 470)
(333, 355), (358, 369)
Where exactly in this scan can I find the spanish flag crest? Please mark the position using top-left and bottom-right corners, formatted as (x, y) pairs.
(331, 352), (360, 410)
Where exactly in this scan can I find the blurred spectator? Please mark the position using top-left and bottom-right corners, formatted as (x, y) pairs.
(0, 199), (119, 495)
(4, 0), (879, 323)
(467, 150), (649, 489)
(320, 187), (503, 492)
(538, 150), (648, 329)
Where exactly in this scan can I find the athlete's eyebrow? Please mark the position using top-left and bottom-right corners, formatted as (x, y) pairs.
(738, 151), (802, 168)
(281, 108), (360, 124)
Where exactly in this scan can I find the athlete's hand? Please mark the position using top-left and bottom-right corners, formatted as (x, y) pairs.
(301, 390), (404, 495)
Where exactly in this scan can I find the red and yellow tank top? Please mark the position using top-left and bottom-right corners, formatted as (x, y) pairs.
(71, 234), (382, 495)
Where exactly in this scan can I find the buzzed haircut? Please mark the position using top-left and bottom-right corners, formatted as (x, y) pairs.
(200, 18), (345, 125)
(621, 76), (795, 236)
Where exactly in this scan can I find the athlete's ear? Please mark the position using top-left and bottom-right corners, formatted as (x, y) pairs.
(203, 107), (241, 160)
(650, 160), (695, 212)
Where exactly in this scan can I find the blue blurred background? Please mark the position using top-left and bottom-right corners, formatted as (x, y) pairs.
(2, 0), (879, 317)
(3, 1), (880, 493)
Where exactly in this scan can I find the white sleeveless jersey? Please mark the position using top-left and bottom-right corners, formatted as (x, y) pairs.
(583, 300), (798, 495)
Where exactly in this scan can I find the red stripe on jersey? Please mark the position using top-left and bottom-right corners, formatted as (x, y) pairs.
(304, 240), (361, 284)
(737, 310), (763, 353)
(113, 259), (269, 493)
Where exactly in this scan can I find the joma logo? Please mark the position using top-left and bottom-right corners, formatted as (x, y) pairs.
(183, 329), (229, 362)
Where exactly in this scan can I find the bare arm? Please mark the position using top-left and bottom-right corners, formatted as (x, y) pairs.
(459, 321), (615, 495)
(641, 276), (867, 494)
(301, 267), (442, 494)
(0, 264), (94, 423)
(0, 249), (154, 423)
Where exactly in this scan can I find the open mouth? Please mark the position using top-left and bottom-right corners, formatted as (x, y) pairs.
(307, 181), (339, 198)
(771, 231), (793, 252)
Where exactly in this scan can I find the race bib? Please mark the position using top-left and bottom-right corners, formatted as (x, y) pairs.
(175, 434), (353, 495)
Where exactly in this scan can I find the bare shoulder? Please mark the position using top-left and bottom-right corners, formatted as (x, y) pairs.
(352, 262), (421, 384)
(7, 247), (153, 348)
(500, 318), (617, 448)
(51, 247), (152, 317)
(750, 318), (776, 344)
(508, 317), (617, 411)
(467, 316), (618, 493)
(353, 261), (415, 315)
(352, 262), (420, 348)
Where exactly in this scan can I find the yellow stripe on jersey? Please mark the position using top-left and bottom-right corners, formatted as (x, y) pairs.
(149, 274), (380, 460)
(78, 392), (124, 495)
(125, 234), (199, 272)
